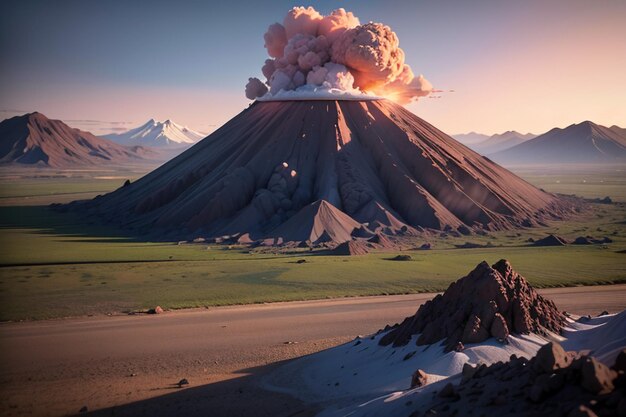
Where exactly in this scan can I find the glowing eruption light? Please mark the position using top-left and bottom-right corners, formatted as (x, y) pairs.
(245, 7), (433, 103)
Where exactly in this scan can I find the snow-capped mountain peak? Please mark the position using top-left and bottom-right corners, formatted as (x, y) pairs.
(104, 118), (204, 148)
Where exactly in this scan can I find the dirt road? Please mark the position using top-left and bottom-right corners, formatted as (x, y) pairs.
(1, 285), (625, 417)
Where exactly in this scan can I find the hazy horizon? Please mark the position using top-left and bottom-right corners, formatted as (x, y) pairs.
(1, 0), (625, 136)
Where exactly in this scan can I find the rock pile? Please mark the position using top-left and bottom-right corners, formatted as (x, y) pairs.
(147, 306), (164, 314)
(379, 260), (566, 350)
(411, 343), (626, 417)
(573, 236), (613, 245)
(532, 234), (569, 246)
(410, 369), (430, 389)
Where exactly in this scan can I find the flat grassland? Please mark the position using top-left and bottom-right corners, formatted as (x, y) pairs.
(0, 164), (624, 321)
(508, 163), (626, 202)
(0, 166), (152, 206)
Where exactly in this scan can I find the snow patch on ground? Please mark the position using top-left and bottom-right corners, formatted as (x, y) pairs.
(562, 311), (626, 365)
(263, 311), (625, 417)
(262, 329), (546, 406)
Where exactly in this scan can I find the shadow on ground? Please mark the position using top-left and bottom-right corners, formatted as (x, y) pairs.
(76, 362), (317, 417)
(0, 205), (141, 242)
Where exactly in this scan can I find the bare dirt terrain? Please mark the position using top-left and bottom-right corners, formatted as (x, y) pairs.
(1, 285), (625, 417)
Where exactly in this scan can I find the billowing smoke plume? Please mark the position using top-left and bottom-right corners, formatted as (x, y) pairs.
(245, 7), (432, 103)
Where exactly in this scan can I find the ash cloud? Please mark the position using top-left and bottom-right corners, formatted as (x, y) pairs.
(245, 7), (432, 104)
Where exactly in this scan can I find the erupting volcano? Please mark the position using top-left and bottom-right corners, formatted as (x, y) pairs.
(73, 99), (567, 243)
(68, 6), (570, 244)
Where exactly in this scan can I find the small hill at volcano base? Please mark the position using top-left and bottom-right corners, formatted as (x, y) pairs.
(72, 99), (571, 243)
(267, 200), (362, 244)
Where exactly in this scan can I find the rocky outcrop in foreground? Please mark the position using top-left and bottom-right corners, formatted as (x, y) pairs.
(412, 343), (626, 417)
(379, 260), (566, 351)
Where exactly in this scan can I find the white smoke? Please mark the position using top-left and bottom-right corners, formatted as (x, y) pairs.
(245, 7), (432, 104)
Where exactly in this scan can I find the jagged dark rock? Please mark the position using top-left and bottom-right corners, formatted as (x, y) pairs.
(411, 369), (429, 388)
(580, 357), (616, 394)
(490, 313), (509, 341)
(533, 342), (571, 373)
(147, 306), (164, 314)
(414, 342), (624, 417)
(379, 260), (566, 351)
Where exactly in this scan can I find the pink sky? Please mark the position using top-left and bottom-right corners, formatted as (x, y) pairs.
(1, 1), (625, 136)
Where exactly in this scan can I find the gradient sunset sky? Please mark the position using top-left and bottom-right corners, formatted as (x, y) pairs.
(1, 0), (625, 135)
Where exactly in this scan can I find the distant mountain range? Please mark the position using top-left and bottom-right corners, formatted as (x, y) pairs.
(0, 112), (158, 168)
(2, 112), (623, 169)
(477, 131), (537, 154)
(609, 125), (626, 138)
(452, 132), (490, 145)
(103, 119), (203, 148)
(454, 122), (626, 163)
(453, 131), (536, 154)
(491, 121), (626, 164)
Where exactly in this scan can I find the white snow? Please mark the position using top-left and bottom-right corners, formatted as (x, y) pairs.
(561, 310), (626, 365)
(262, 310), (626, 417)
(104, 119), (203, 148)
(263, 331), (546, 407)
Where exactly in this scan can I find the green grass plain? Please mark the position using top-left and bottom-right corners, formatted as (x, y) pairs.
(510, 163), (626, 202)
(0, 166), (151, 206)
(0, 164), (624, 321)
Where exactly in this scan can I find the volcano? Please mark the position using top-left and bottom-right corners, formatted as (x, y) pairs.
(73, 100), (568, 242)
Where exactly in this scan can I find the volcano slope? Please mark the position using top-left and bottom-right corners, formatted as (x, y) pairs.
(71, 100), (570, 243)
